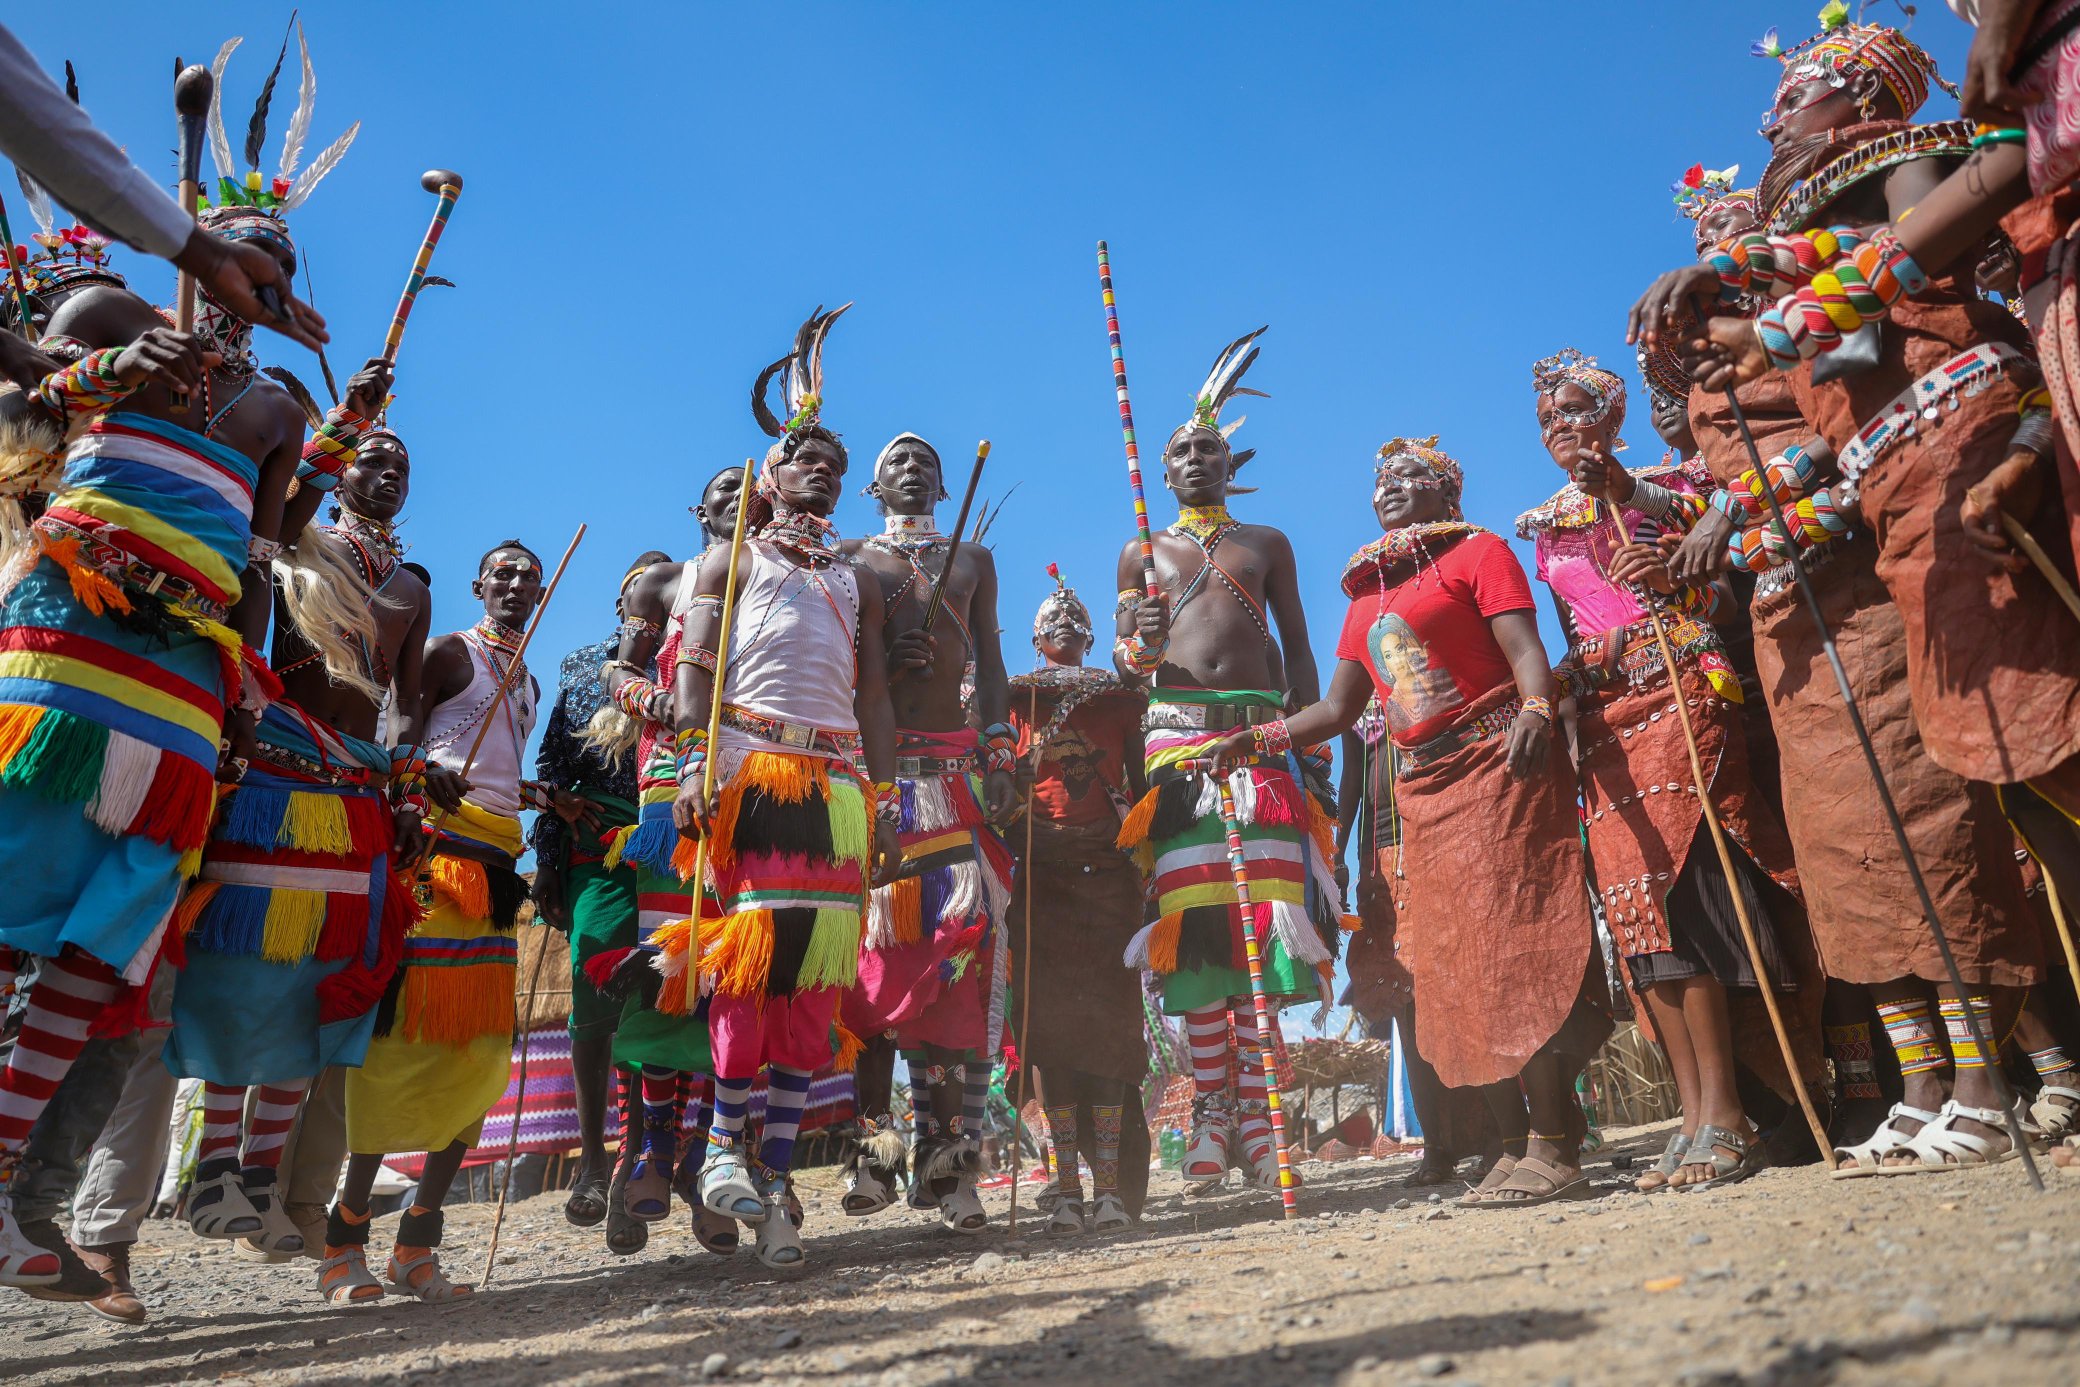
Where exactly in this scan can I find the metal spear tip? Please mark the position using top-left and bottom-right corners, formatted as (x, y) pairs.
(174, 64), (213, 116)
(421, 169), (464, 194)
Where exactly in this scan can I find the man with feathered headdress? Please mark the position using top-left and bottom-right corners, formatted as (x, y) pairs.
(1110, 327), (1350, 1197)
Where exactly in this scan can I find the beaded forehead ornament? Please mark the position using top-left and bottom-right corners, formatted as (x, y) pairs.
(1374, 435), (1464, 520)
(1532, 348), (1628, 447)
(1754, 4), (1954, 119)
(1034, 562), (1093, 643)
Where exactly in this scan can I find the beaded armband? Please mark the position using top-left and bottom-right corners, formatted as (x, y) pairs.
(519, 779), (556, 814)
(1520, 696), (1553, 724)
(612, 673), (661, 720)
(1116, 633), (1165, 675)
(619, 615), (662, 640)
(2013, 407), (2056, 459)
(1252, 718), (1293, 757)
(675, 646), (719, 675)
(874, 779), (902, 825)
(1115, 589), (1141, 616)
(1708, 226), (1855, 303)
(296, 404), (368, 492)
(674, 726), (709, 786)
(2019, 388), (2053, 415)
(690, 593), (724, 613)
(394, 791), (430, 820)
(247, 536), (284, 566)
(1753, 228), (1925, 370)
(980, 721), (1018, 775)
(32, 347), (142, 426)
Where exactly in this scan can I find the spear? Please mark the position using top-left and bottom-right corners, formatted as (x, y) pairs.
(1098, 243), (1158, 598)
(919, 441), (990, 635)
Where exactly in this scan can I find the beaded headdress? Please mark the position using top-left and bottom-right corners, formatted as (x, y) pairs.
(1754, 4), (1954, 119)
(1374, 435), (1464, 521)
(746, 304), (851, 543)
(1672, 163), (1760, 251)
(1033, 562), (1092, 645)
(1168, 326), (1268, 476)
(1532, 348), (1628, 447)
(199, 19), (360, 240)
(1636, 338), (1692, 408)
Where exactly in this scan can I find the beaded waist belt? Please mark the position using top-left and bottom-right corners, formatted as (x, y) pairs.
(33, 515), (232, 624)
(1838, 342), (2026, 488)
(1751, 539), (1843, 603)
(719, 703), (861, 759)
(1401, 699), (1524, 768)
(1143, 699), (1279, 733)
(1564, 617), (1719, 698)
(893, 753), (977, 778)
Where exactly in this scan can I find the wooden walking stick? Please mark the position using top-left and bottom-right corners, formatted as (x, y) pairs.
(1999, 512), (2080, 623)
(680, 458), (757, 936)
(919, 441), (990, 635)
(171, 63), (213, 413)
(382, 170), (463, 369)
(1007, 681), (1040, 1234)
(480, 930), (552, 1287)
(1180, 757), (1298, 1218)
(1720, 386), (2045, 1189)
(1098, 243), (1159, 598)
(1594, 491), (1833, 1168)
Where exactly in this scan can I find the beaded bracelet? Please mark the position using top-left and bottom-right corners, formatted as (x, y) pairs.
(674, 646), (719, 675)
(1253, 717), (1293, 757)
(980, 721), (1018, 775)
(298, 404), (368, 489)
(2018, 388), (2053, 415)
(1726, 488), (1853, 571)
(1708, 226), (1856, 303)
(247, 536), (284, 566)
(612, 674), (660, 720)
(394, 791), (430, 819)
(519, 779), (555, 814)
(874, 779), (902, 824)
(674, 726), (709, 785)
(1521, 696), (1553, 724)
(1753, 228), (1925, 369)
(1116, 633), (1165, 675)
(33, 347), (141, 426)
(1971, 125), (2026, 149)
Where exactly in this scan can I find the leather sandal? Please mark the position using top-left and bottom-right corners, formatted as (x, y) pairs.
(1457, 1154), (1518, 1207)
(1478, 1155), (1589, 1208)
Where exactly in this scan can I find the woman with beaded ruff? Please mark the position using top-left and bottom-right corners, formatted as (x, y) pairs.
(1209, 437), (1610, 1209)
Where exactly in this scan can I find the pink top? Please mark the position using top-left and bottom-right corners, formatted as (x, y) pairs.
(1517, 464), (1708, 640)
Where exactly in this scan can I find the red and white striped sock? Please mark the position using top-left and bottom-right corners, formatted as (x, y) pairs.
(0, 952), (120, 1154)
(1184, 1006), (1232, 1097)
(197, 1083), (246, 1166)
(240, 1081), (309, 1169)
(1232, 1010), (1273, 1160)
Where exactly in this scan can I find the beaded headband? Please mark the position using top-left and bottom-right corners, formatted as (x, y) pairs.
(1375, 435), (1465, 520)
(1532, 348), (1628, 448)
(199, 19), (359, 222)
(1034, 562), (1092, 641)
(1754, 5), (1953, 120)
(361, 425), (407, 459)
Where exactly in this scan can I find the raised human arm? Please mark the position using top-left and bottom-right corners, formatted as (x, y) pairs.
(1113, 538), (1166, 683)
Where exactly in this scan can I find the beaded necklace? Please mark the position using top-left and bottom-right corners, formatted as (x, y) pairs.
(1010, 664), (1121, 758)
(866, 511), (973, 656)
(1765, 119), (1973, 233)
(327, 508), (406, 587)
(1339, 521), (1486, 599)
(1165, 502), (1268, 645)
(1170, 503), (1236, 547)
(759, 504), (843, 567)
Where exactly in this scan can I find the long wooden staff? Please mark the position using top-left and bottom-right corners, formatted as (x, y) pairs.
(416, 523), (586, 876)
(1596, 492), (1833, 1168)
(1180, 757), (1298, 1219)
(683, 459), (756, 923)
(1720, 388), (2044, 1189)
(170, 64), (212, 413)
(1098, 243), (1158, 597)
(918, 441), (990, 635)
(1007, 680), (1040, 1234)
(0, 190), (36, 339)
(382, 170), (463, 368)
(480, 930), (552, 1287)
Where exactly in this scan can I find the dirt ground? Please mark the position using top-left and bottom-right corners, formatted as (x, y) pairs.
(4, 1122), (2077, 1387)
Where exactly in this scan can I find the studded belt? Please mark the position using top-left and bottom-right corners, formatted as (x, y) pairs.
(719, 703), (861, 759)
(893, 753), (977, 778)
(33, 515), (232, 624)
(1143, 699), (1279, 733)
(1563, 617), (1719, 699)
(1401, 699), (1524, 768)
(1838, 342), (2025, 487)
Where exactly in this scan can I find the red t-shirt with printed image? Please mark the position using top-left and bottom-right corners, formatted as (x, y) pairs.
(1334, 531), (1536, 748)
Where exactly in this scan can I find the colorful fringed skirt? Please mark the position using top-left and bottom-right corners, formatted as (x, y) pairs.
(164, 704), (417, 1086)
(844, 730), (1012, 1058)
(563, 788), (638, 1043)
(344, 802), (523, 1155)
(0, 413), (259, 977)
(595, 745), (712, 1072)
(655, 742), (870, 1075)
(1118, 688), (1342, 1016)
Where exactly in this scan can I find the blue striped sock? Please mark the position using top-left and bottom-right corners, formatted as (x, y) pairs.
(961, 1064), (988, 1141)
(710, 1076), (753, 1145)
(758, 1066), (814, 1172)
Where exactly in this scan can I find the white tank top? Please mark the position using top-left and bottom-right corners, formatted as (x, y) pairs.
(424, 629), (539, 815)
(719, 540), (859, 741)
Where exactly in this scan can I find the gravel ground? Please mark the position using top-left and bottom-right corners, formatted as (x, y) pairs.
(5, 1122), (2078, 1387)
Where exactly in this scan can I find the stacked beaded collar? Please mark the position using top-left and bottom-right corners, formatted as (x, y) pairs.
(759, 504), (843, 566)
(1340, 522), (1488, 598)
(1171, 503), (1237, 546)
(868, 511), (946, 554)
(325, 507), (406, 586)
(1764, 119), (1973, 233)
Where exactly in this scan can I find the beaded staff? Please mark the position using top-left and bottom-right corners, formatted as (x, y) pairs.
(680, 458), (757, 919)
(0, 190), (34, 339)
(1702, 372), (2046, 1188)
(1591, 491), (1834, 1167)
(1180, 756), (1298, 1219)
(1098, 242), (1158, 597)
(919, 440), (990, 635)
(171, 64), (213, 412)
(381, 170), (463, 367)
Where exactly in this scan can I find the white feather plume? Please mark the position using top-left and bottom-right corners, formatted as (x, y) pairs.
(206, 37), (242, 181)
(278, 121), (358, 212)
(278, 18), (316, 179)
(15, 172), (53, 236)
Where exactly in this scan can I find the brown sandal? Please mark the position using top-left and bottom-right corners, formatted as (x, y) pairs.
(1457, 1154), (1518, 1207)
(1479, 1155), (1589, 1208)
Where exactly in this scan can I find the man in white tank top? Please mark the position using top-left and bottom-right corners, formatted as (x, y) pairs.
(323, 541), (543, 1305)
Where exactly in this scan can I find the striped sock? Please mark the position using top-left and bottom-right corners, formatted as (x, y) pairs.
(638, 1065), (678, 1166)
(241, 1081), (308, 1169)
(1825, 1021), (1883, 1101)
(1091, 1103), (1124, 1196)
(1232, 1009), (1273, 1159)
(1940, 995), (1996, 1070)
(1184, 1006), (1232, 1097)
(197, 1083), (246, 1166)
(961, 1064), (988, 1142)
(1877, 997), (1947, 1076)
(2029, 1044), (2075, 1080)
(709, 1075), (753, 1146)
(758, 1066), (813, 1173)
(905, 1054), (944, 1140)
(0, 953), (120, 1153)
(1044, 1105), (1083, 1200)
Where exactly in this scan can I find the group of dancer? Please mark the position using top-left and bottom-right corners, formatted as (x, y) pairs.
(4, 0), (2080, 1330)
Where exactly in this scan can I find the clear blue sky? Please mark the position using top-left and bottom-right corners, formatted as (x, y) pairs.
(7, 6), (1970, 841)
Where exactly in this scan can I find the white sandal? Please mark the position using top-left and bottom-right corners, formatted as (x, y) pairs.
(1045, 1197), (1086, 1236)
(187, 1160), (264, 1239)
(314, 1246), (385, 1305)
(1880, 1099), (2022, 1174)
(699, 1142), (766, 1225)
(1091, 1193), (1131, 1232)
(1829, 1102), (1937, 1178)
(752, 1173), (804, 1269)
(2028, 1084), (2080, 1141)
(841, 1164), (894, 1218)
(938, 1173), (988, 1235)
(386, 1247), (474, 1301)
(0, 1191), (62, 1287)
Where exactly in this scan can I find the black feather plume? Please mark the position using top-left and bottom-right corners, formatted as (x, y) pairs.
(262, 365), (323, 429)
(751, 352), (794, 439)
(64, 61), (78, 104)
(244, 16), (293, 171)
(422, 275), (456, 289)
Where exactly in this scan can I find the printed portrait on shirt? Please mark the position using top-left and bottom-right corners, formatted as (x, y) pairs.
(1365, 612), (1463, 736)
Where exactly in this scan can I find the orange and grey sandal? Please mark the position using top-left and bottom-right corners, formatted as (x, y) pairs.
(386, 1247), (473, 1302)
(315, 1246), (384, 1305)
